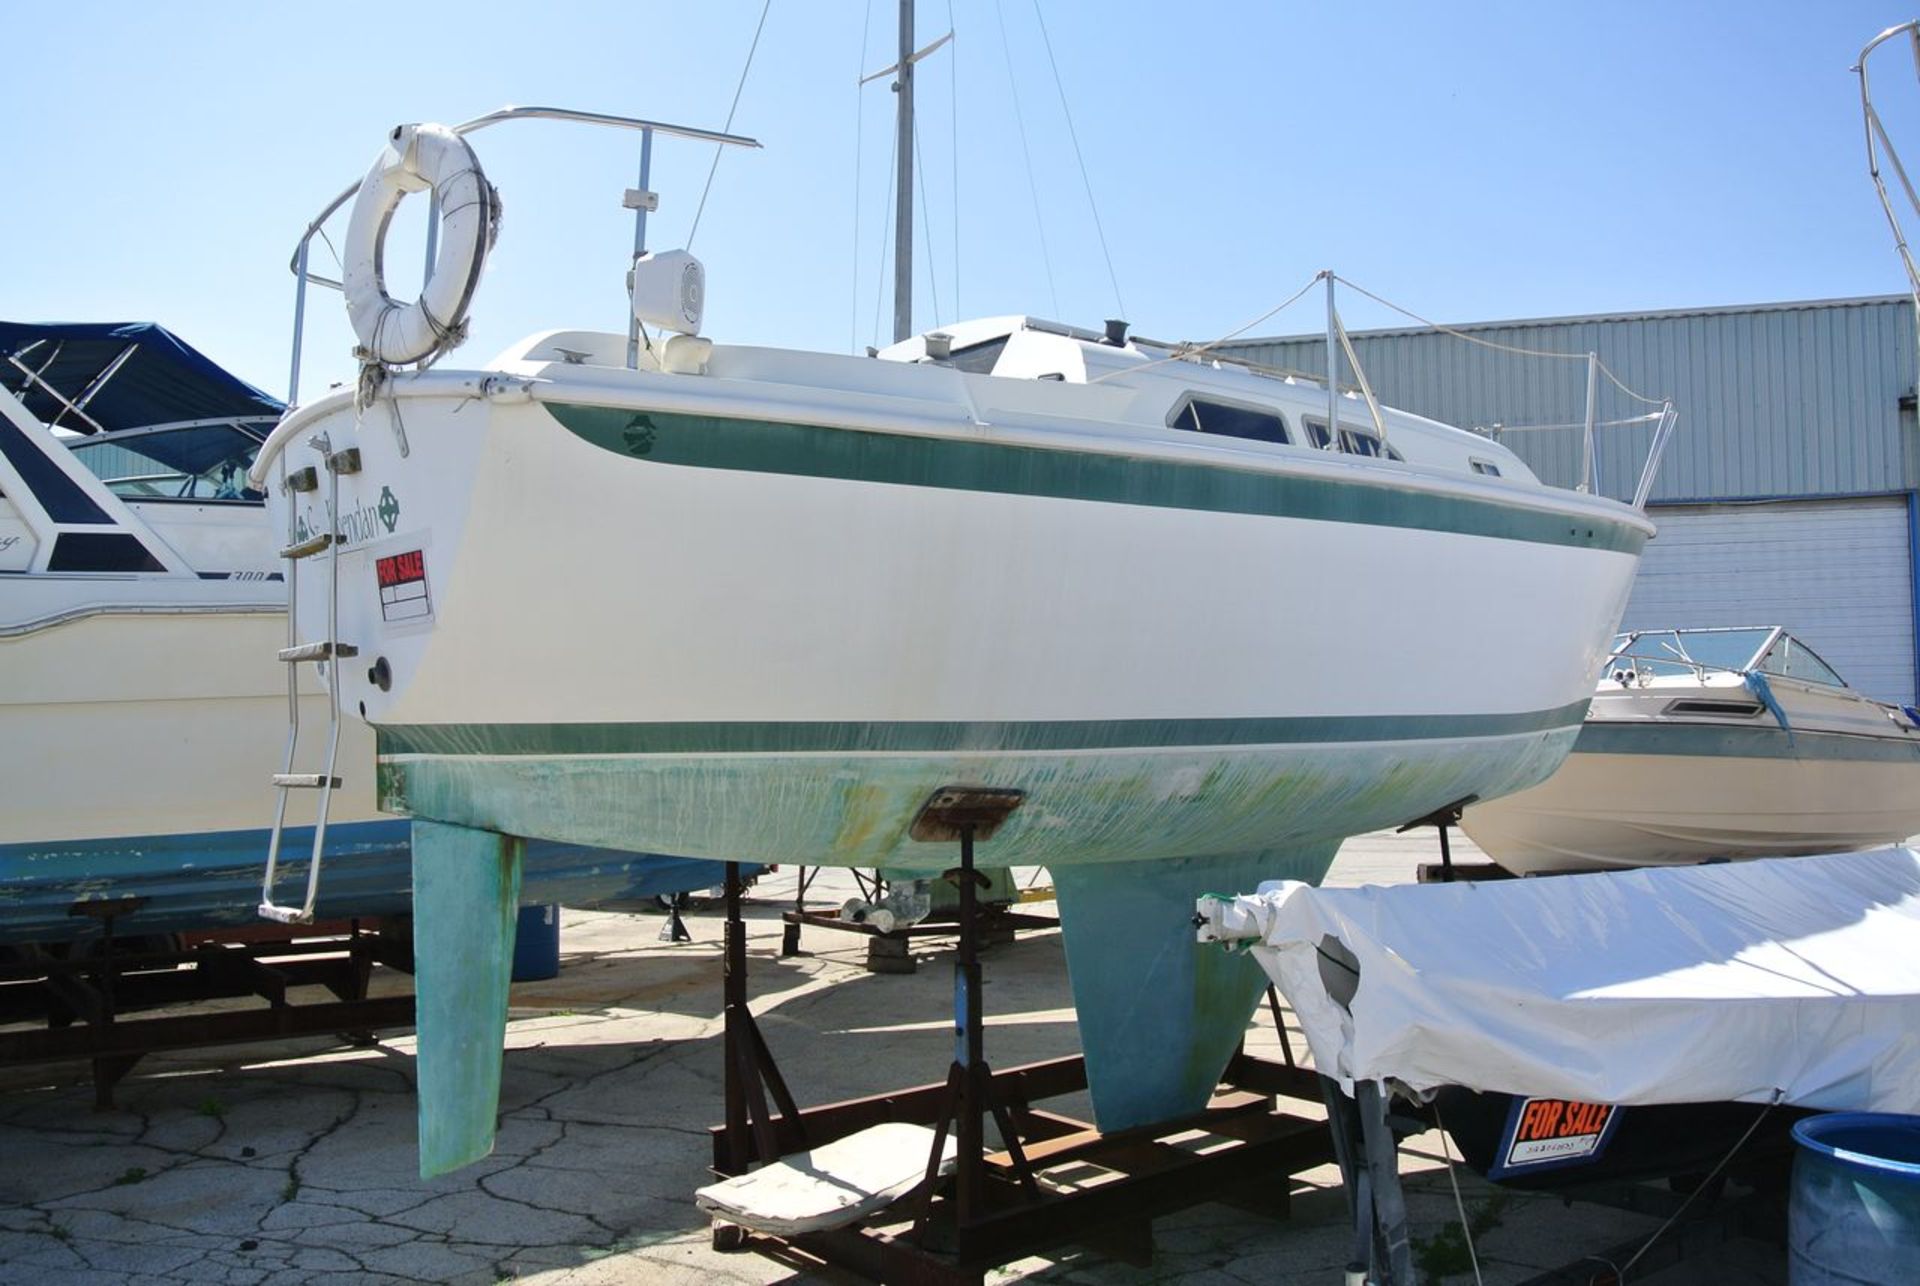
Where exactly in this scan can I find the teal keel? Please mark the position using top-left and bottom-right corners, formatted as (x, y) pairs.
(1053, 846), (1336, 1132)
(411, 820), (524, 1179)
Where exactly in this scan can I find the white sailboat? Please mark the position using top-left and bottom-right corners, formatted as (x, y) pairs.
(250, 85), (1667, 1173)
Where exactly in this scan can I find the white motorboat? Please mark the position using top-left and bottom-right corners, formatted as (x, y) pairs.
(1462, 626), (1920, 872)
(0, 322), (744, 945)
(250, 106), (1669, 1173)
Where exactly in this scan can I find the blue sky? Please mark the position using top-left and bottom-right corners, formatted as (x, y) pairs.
(7, 2), (1920, 399)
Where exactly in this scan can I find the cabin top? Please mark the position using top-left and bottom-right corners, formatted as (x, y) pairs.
(495, 313), (1537, 489)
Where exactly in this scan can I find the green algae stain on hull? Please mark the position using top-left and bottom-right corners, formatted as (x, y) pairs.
(374, 730), (1576, 872)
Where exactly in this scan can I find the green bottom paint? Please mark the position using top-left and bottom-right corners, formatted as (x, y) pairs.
(1054, 846), (1337, 1130)
(412, 820), (524, 1179)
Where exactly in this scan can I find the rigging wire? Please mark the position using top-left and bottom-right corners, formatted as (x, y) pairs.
(1332, 274), (1669, 406)
(947, 0), (961, 320)
(1089, 270), (1326, 383)
(1031, 0), (1126, 320)
(851, 0), (876, 353)
(870, 134), (898, 349)
(994, 0), (1060, 317)
(687, 0), (773, 250)
(914, 123), (943, 326)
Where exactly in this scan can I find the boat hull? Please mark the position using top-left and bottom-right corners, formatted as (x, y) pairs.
(268, 369), (1648, 1160)
(0, 605), (744, 942)
(0, 819), (741, 945)
(1462, 723), (1920, 873)
(276, 387), (1647, 870)
(380, 726), (1580, 872)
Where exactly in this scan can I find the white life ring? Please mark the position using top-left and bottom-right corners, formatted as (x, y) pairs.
(342, 123), (497, 367)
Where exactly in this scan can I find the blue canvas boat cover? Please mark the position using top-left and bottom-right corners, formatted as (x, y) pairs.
(0, 321), (282, 435)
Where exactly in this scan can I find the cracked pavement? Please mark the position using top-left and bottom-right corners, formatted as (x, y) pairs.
(0, 836), (1783, 1284)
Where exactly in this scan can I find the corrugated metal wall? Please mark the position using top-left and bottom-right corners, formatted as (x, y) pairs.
(1219, 297), (1917, 504)
(1622, 499), (1915, 703)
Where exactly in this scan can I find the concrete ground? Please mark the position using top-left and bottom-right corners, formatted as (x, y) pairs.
(0, 831), (1785, 1285)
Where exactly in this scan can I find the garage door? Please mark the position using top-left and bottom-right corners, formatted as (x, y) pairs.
(1622, 497), (1916, 704)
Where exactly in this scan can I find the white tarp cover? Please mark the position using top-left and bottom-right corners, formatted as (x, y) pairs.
(1196, 848), (1920, 1111)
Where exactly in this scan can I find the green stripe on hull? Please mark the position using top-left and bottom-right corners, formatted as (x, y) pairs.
(377, 703), (1591, 758)
(376, 729), (1579, 871)
(549, 404), (1650, 554)
(1576, 721), (1920, 764)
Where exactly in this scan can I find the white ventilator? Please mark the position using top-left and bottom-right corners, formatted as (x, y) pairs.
(342, 123), (498, 367)
(630, 249), (704, 335)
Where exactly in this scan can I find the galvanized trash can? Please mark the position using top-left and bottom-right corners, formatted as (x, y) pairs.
(511, 904), (562, 982)
(1790, 1112), (1920, 1284)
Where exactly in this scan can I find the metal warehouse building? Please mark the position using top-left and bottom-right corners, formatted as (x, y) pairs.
(1222, 294), (1920, 704)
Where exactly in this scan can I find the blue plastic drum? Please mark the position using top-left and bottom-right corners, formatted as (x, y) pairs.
(510, 904), (561, 982)
(1790, 1112), (1920, 1284)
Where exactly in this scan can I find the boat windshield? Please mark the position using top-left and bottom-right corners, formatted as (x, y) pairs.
(66, 425), (266, 503)
(1609, 627), (1776, 677)
(1757, 634), (1846, 688)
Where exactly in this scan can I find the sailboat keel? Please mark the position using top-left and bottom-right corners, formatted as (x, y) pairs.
(411, 819), (525, 1179)
(1053, 845), (1337, 1132)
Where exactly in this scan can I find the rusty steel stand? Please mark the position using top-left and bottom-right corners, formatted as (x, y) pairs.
(907, 789), (1042, 1238)
(0, 916), (415, 1109)
(708, 788), (1335, 1284)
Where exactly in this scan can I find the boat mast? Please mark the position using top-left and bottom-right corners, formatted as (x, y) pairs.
(893, 0), (916, 343)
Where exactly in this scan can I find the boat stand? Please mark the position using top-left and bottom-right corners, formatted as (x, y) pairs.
(779, 865), (1057, 975)
(1323, 1079), (1422, 1285)
(0, 913), (414, 1108)
(709, 788), (1335, 1285)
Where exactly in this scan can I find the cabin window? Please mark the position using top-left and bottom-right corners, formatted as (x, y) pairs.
(1759, 635), (1845, 688)
(946, 337), (1009, 374)
(1304, 417), (1402, 460)
(1171, 397), (1290, 445)
(68, 426), (266, 504)
(1339, 428), (1402, 460)
(1470, 459), (1502, 476)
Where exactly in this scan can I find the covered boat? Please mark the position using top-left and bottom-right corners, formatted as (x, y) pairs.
(1196, 849), (1920, 1278)
(1197, 848), (1920, 1113)
(1461, 626), (1920, 873)
(0, 321), (738, 944)
(251, 108), (1666, 1174)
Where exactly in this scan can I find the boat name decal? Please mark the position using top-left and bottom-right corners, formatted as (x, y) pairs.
(302, 486), (403, 548)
